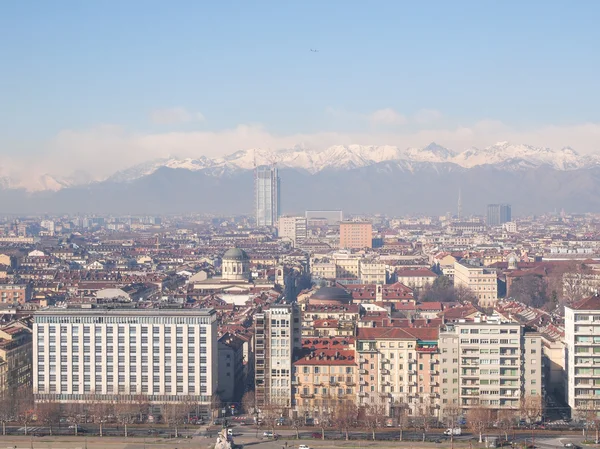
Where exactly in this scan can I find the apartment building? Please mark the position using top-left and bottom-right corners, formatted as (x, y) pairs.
(339, 222), (373, 249)
(0, 284), (32, 304)
(292, 342), (357, 421)
(438, 319), (542, 416)
(453, 260), (498, 306)
(254, 304), (301, 412)
(217, 333), (246, 404)
(33, 306), (218, 415)
(564, 295), (600, 414)
(359, 260), (387, 284)
(356, 327), (440, 418)
(278, 216), (308, 247)
(0, 321), (32, 399)
(395, 268), (437, 290)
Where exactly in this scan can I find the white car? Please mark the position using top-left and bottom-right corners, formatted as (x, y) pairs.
(299, 445), (311, 449)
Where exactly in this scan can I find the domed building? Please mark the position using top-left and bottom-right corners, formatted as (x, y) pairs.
(309, 286), (353, 306)
(221, 248), (250, 282)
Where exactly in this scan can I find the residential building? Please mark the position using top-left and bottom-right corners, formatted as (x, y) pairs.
(292, 341), (357, 421)
(395, 268), (437, 290)
(0, 321), (33, 400)
(33, 306), (218, 416)
(339, 222), (373, 249)
(278, 216), (308, 246)
(438, 319), (543, 416)
(218, 332), (246, 404)
(356, 327), (440, 418)
(254, 303), (301, 412)
(305, 210), (343, 226)
(0, 284), (32, 304)
(359, 260), (387, 284)
(564, 295), (600, 415)
(454, 260), (498, 306)
(487, 204), (512, 226)
(255, 165), (280, 227)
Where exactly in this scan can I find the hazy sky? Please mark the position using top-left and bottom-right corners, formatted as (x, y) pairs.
(1, 0), (600, 180)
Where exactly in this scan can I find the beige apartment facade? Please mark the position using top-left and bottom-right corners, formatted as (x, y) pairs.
(339, 222), (372, 249)
(453, 260), (498, 306)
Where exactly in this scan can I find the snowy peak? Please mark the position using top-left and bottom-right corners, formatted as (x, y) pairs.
(19, 141), (600, 190)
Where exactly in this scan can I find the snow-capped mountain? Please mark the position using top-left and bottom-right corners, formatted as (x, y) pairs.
(104, 141), (599, 184)
(6, 141), (600, 192)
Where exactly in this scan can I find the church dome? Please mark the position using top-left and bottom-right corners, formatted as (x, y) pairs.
(310, 287), (353, 305)
(223, 248), (249, 261)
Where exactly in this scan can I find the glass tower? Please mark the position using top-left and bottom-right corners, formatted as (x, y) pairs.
(255, 165), (280, 227)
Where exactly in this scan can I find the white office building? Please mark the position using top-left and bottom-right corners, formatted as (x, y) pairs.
(33, 306), (218, 414)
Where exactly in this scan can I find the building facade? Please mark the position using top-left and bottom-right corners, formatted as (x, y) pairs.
(438, 320), (543, 416)
(255, 165), (280, 227)
(454, 260), (498, 306)
(339, 222), (373, 249)
(487, 204), (512, 227)
(565, 296), (600, 415)
(254, 304), (301, 412)
(33, 306), (218, 415)
(278, 216), (308, 246)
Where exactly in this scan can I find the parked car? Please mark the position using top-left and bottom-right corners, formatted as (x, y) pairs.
(299, 445), (311, 449)
(263, 431), (278, 438)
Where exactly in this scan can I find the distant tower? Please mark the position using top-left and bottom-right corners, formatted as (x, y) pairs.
(457, 188), (462, 221)
(255, 164), (280, 227)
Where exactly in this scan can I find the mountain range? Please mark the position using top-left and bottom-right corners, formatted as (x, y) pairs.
(2, 142), (600, 214)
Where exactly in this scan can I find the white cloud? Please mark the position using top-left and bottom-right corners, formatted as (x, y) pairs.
(414, 108), (442, 125)
(150, 107), (205, 125)
(6, 119), (600, 190)
(369, 108), (407, 126)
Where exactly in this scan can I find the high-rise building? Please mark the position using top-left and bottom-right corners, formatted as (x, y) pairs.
(255, 165), (280, 227)
(487, 204), (512, 226)
(439, 320), (543, 415)
(278, 216), (307, 246)
(305, 210), (343, 226)
(565, 295), (600, 415)
(33, 306), (218, 416)
(254, 304), (300, 411)
(339, 221), (373, 249)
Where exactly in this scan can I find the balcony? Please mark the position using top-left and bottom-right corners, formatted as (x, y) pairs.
(358, 392), (368, 397)
(360, 381), (367, 386)
(429, 392), (439, 398)
(329, 382), (339, 387)
(300, 393), (315, 399)
(416, 346), (438, 353)
(381, 369), (390, 375)
(359, 369), (367, 374)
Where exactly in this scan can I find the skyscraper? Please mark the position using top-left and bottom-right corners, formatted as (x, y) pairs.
(255, 165), (280, 227)
(487, 203), (511, 226)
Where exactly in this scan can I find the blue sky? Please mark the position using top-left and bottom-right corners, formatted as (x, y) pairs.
(1, 0), (600, 180)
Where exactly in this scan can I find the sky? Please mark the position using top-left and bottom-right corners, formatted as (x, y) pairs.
(1, 0), (600, 185)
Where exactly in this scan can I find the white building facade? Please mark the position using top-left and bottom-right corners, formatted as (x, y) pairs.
(33, 307), (218, 414)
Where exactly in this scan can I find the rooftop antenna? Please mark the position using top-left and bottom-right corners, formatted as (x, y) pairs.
(457, 188), (462, 220)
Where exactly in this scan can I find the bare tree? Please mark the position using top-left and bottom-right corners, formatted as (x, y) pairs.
(521, 395), (543, 447)
(467, 405), (492, 443)
(334, 400), (358, 441)
(210, 395), (222, 422)
(15, 388), (34, 436)
(161, 401), (189, 438)
(0, 394), (13, 435)
(497, 409), (517, 442)
(362, 400), (387, 441)
(442, 403), (463, 449)
(36, 400), (61, 435)
(114, 398), (136, 437)
(317, 406), (333, 441)
(89, 398), (113, 437)
(413, 400), (435, 442)
(134, 394), (150, 424)
(394, 400), (409, 442)
(241, 391), (256, 415)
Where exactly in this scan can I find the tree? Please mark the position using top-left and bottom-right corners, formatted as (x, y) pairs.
(584, 409), (600, 444)
(317, 407), (333, 441)
(134, 394), (150, 424)
(392, 399), (409, 442)
(114, 399), (136, 437)
(442, 404), (462, 449)
(521, 395), (543, 446)
(241, 391), (256, 415)
(467, 405), (492, 443)
(362, 400), (387, 441)
(36, 401), (61, 435)
(413, 400), (435, 442)
(210, 395), (222, 422)
(15, 388), (34, 436)
(161, 401), (190, 438)
(497, 409), (518, 442)
(89, 397), (113, 438)
(0, 394), (14, 435)
(509, 275), (548, 308)
(334, 400), (358, 441)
